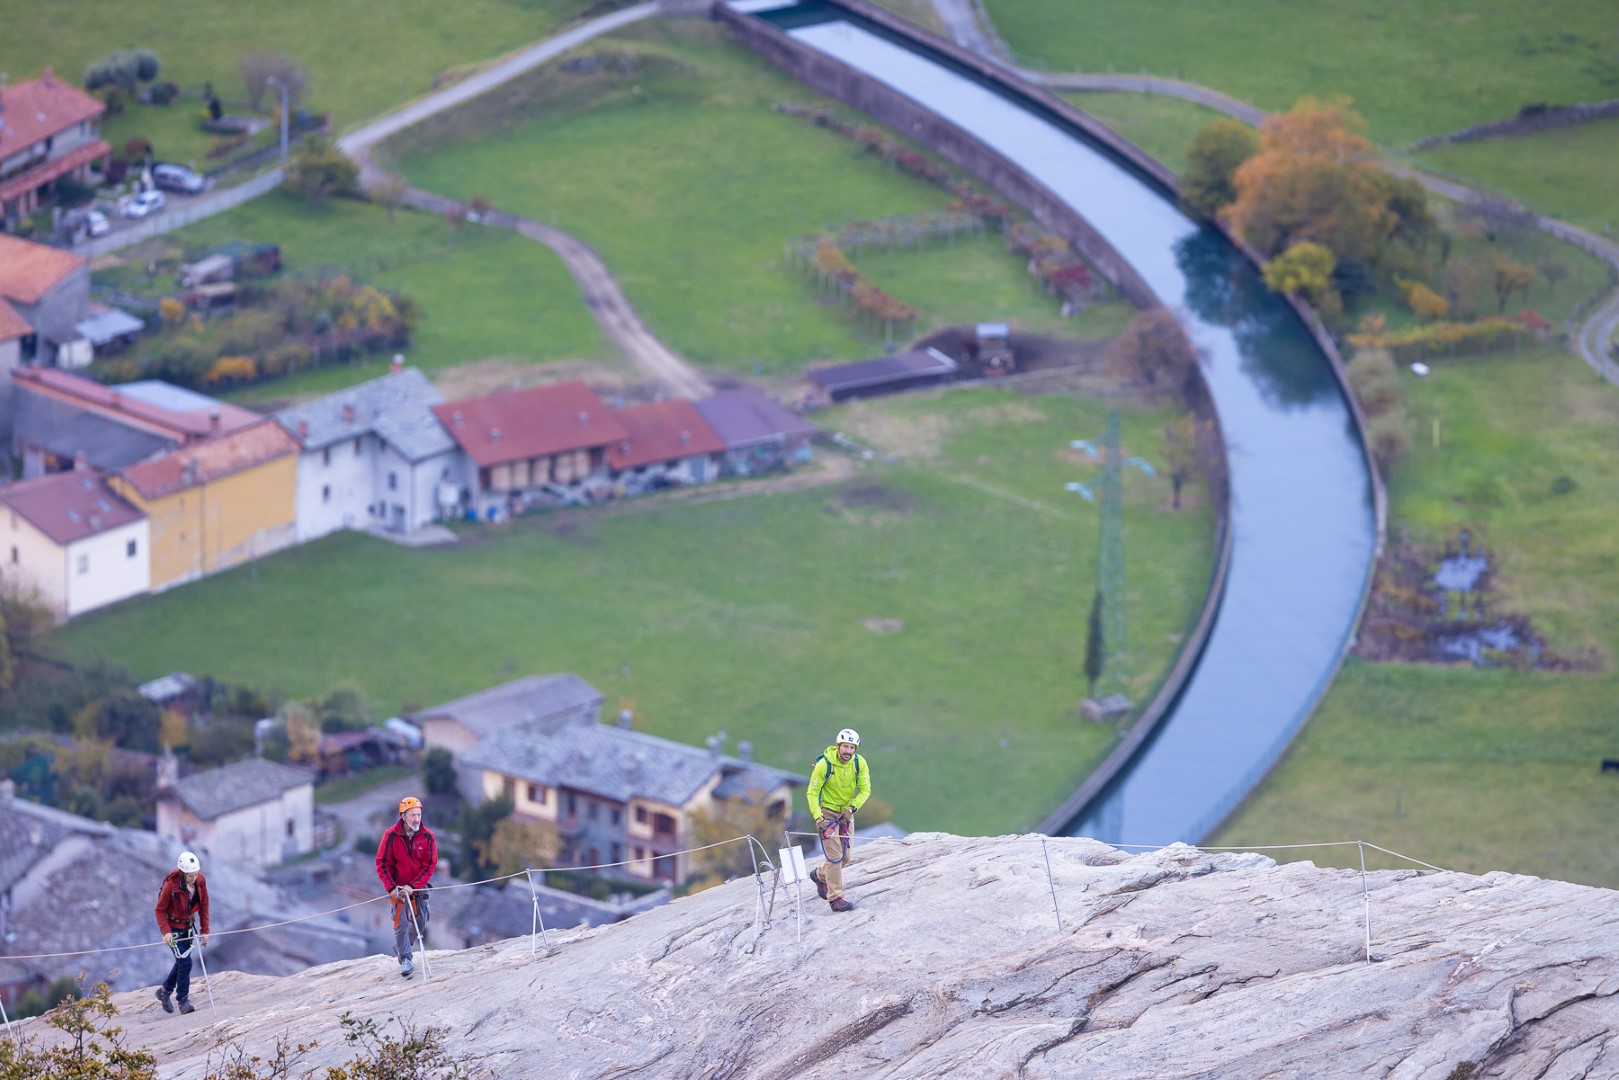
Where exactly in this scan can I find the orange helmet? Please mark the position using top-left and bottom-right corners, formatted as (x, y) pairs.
(398, 796), (423, 815)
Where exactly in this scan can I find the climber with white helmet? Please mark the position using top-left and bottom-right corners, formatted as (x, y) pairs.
(806, 727), (871, 912)
(153, 850), (209, 1015)
(375, 795), (437, 977)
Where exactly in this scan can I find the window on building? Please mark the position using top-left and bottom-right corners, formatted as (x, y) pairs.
(611, 843), (622, 863)
(388, 472), (398, 491)
(76, 554), (88, 574)
(354, 437), (363, 455)
(611, 808), (622, 826)
(635, 806), (648, 825)
(322, 484), (331, 503)
(634, 846), (645, 862)
(286, 819), (295, 838)
(126, 539), (137, 558)
(587, 802), (599, 822)
(527, 784), (546, 805)
(565, 792), (577, 817)
(8, 546), (16, 564)
(322, 447), (332, 466)
(653, 812), (676, 836)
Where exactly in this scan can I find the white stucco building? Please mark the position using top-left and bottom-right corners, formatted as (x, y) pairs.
(0, 467), (149, 617)
(276, 361), (464, 540)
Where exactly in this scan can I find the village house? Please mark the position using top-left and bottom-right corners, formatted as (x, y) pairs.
(605, 398), (726, 494)
(10, 367), (262, 478)
(691, 386), (820, 477)
(461, 721), (802, 886)
(409, 674), (604, 801)
(276, 359), (463, 540)
(0, 233), (90, 377)
(0, 69), (111, 228)
(155, 755), (316, 870)
(0, 465), (148, 617)
(107, 418), (299, 591)
(431, 381), (627, 517)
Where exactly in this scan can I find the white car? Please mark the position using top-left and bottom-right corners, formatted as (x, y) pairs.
(85, 209), (110, 237)
(153, 163), (209, 194)
(121, 190), (167, 219)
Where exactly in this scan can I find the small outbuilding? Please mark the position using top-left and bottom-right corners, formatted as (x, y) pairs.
(806, 346), (958, 404)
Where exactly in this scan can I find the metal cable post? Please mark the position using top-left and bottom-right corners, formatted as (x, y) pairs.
(192, 917), (218, 1019)
(525, 869), (552, 957)
(0, 989), (13, 1040)
(407, 896), (432, 980)
(1359, 841), (1372, 963)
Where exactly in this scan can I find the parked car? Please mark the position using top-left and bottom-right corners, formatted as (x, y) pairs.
(121, 190), (167, 218)
(152, 163), (209, 194)
(84, 209), (110, 237)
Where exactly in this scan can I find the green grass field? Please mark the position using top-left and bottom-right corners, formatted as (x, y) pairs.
(1217, 347), (1619, 888)
(57, 388), (1215, 835)
(0, 0), (591, 136)
(388, 20), (1134, 372)
(92, 191), (614, 405)
(1413, 118), (1619, 238)
(1059, 91), (1231, 177)
(988, 0), (1619, 146)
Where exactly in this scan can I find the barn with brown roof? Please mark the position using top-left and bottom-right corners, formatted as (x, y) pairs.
(605, 399), (726, 492)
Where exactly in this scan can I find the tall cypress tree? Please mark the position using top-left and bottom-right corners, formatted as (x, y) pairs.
(1084, 590), (1105, 694)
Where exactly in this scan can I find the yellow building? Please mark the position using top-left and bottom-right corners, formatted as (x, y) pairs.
(108, 420), (299, 591)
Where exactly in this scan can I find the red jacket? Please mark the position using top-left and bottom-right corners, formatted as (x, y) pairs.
(154, 870), (210, 935)
(375, 820), (437, 891)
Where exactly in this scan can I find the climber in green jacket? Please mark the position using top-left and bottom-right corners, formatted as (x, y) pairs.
(806, 728), (871, 912)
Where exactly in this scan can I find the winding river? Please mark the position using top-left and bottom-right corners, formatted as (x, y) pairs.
(736, 0), (1379, 846)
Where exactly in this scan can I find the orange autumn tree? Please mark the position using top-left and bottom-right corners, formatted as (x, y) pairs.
(1221, 97), (1398, 267)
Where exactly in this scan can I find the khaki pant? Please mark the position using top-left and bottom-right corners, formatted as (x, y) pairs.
(812, 818), (852, 901)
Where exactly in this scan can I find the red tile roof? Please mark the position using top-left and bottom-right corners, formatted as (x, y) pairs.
(0, 234), (86, 305)
(0, 70), (104, 158)
(12, 367), (261, 441)
(432, 381), (628, 468)
(605, 400), (727, 471)
(0, 299), (29, 342)
(116, 420), (297, 500)
(0, 469), (144, 546)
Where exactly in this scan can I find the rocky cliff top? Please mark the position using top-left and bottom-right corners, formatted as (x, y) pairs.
(25, 834), (1619, 1078)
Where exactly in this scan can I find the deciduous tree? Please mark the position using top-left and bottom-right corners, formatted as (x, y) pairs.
(1181, 118), (1258, 220)
(1490, 254), (1536, 312)
(1160, 413), (1207, 511)
(1222, 97), (1393, 266)
(283, 137), (358, 210)
(238, 52), (308, 111)
(1106, 307), (1202, 397)
(475, 817), (561, 877)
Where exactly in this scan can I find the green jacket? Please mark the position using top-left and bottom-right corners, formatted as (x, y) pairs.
(806, 744), (871, 821)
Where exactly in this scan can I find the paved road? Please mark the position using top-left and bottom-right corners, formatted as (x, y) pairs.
(929, 0), (1619, 378)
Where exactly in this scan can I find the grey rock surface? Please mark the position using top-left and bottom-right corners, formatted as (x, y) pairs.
(24, 834), (1619, 1078)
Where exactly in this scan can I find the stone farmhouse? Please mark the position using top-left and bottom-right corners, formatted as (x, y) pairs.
(275, 360), (463, 540)
(155, 756), (317, 870)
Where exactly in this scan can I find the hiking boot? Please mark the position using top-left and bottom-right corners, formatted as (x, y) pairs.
(399, 956), (414, 977)
(813, 873), (828, 901)
(177, 998), (195, 1015)
(155, 987), (174, 1013)
(829, 896), (855, 913)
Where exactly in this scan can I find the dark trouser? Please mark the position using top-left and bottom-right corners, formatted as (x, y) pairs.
(162, 927), (194, 1000)
(392, 891), (430, 961)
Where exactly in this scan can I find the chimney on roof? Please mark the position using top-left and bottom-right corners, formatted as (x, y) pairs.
(156, 748), (180, 791)
(452, 410), (463, 427)
(391, 354), (404, 375)
(680, 430), (690, 445)
(738, 740), (752, 764)
(490, 427), (501, 443)
(209, 408), (221, 433)
(342, 403), (355, 424)
(705, 734), (721, 762)
(297, 419), (309, 439)
(578, 411), (588, 426)
(73, 450), (88, 471)
(41, 66), (54, 88)
(617, 708), (633, 730)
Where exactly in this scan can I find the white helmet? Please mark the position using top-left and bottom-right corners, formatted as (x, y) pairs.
(836, 728), (860, 747)
(177, 851), (201, 874)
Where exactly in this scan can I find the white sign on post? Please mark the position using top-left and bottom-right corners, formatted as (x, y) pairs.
(778, 845), (808, 885)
